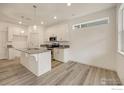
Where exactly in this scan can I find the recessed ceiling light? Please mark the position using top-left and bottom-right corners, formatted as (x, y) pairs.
(21, 30), (24, 34)
(18, 21), (22, 24)
(53, 16), (57, 19)
(41, 21), (44, 24)
(33, 25), (37, 30)
(67, 3), (71, 6)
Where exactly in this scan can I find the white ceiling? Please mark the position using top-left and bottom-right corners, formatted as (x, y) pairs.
(0, 3), (116, 26)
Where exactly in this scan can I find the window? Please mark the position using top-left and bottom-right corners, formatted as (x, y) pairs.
(118, 4), (124, 54)
(72, 17), (109, 30)
(121, 9), (124, 51)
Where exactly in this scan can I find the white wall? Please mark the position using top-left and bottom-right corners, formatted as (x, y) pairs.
(46, 7), (116, 70)
(116, 4), (124, 84)
(68, 8), (116, 70)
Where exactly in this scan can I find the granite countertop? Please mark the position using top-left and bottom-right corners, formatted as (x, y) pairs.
(15, 48), (50, 54)
(54, 46), (70, 49)
(40, 44), (70, 49)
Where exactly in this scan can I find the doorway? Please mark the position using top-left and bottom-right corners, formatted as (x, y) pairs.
(0, 31), (8, 59)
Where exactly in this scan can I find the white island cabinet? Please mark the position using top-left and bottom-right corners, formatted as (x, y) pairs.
(19, 48), (51, 76)
(53, 48), (70, 63)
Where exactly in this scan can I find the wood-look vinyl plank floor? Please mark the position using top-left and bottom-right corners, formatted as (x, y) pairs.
(0, 59), (122, 85)
(52, 60), (63, 68)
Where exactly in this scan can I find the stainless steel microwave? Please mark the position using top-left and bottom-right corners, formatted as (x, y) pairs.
(49, 37), (57, 41)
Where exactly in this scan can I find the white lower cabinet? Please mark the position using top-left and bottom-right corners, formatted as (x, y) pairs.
(8, 48), (15, 60)
(53, 48), (70, 63)
(20, 51), (51, 76)
(8, 48), (21, 60)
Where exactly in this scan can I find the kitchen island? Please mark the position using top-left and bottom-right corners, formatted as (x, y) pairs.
(17, 48), (51, 76)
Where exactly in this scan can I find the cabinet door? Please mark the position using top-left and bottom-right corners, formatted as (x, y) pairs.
(53, 48), (58, 60)
(53, 48), (69, 62)
(57, 49), (64, 62)
(53, 48), (60, 60)
(29, 33), (39, 48)
(8, 27), (13, 41)
(8, 48), (15, 60)
(14, 49), (21, 57)
(53, 48), (64, 62)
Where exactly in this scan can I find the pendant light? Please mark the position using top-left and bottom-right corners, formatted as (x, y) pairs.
(19, 16), (25, 34)
(33, 5), (37, 30)
(18, 16), (24, 24)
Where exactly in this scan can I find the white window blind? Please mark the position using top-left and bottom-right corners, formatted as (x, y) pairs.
(72, 17), (109, 30)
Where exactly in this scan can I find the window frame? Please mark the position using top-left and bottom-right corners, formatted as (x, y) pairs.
(118, 4), (124, 55)
(72, 17), (109, 30)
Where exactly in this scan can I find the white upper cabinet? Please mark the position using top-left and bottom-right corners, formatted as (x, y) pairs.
(8, 26), (27, 41)
(13, 27), (27, 36)
(45, 24), (69, 41)
(8, 26), (13, 41)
